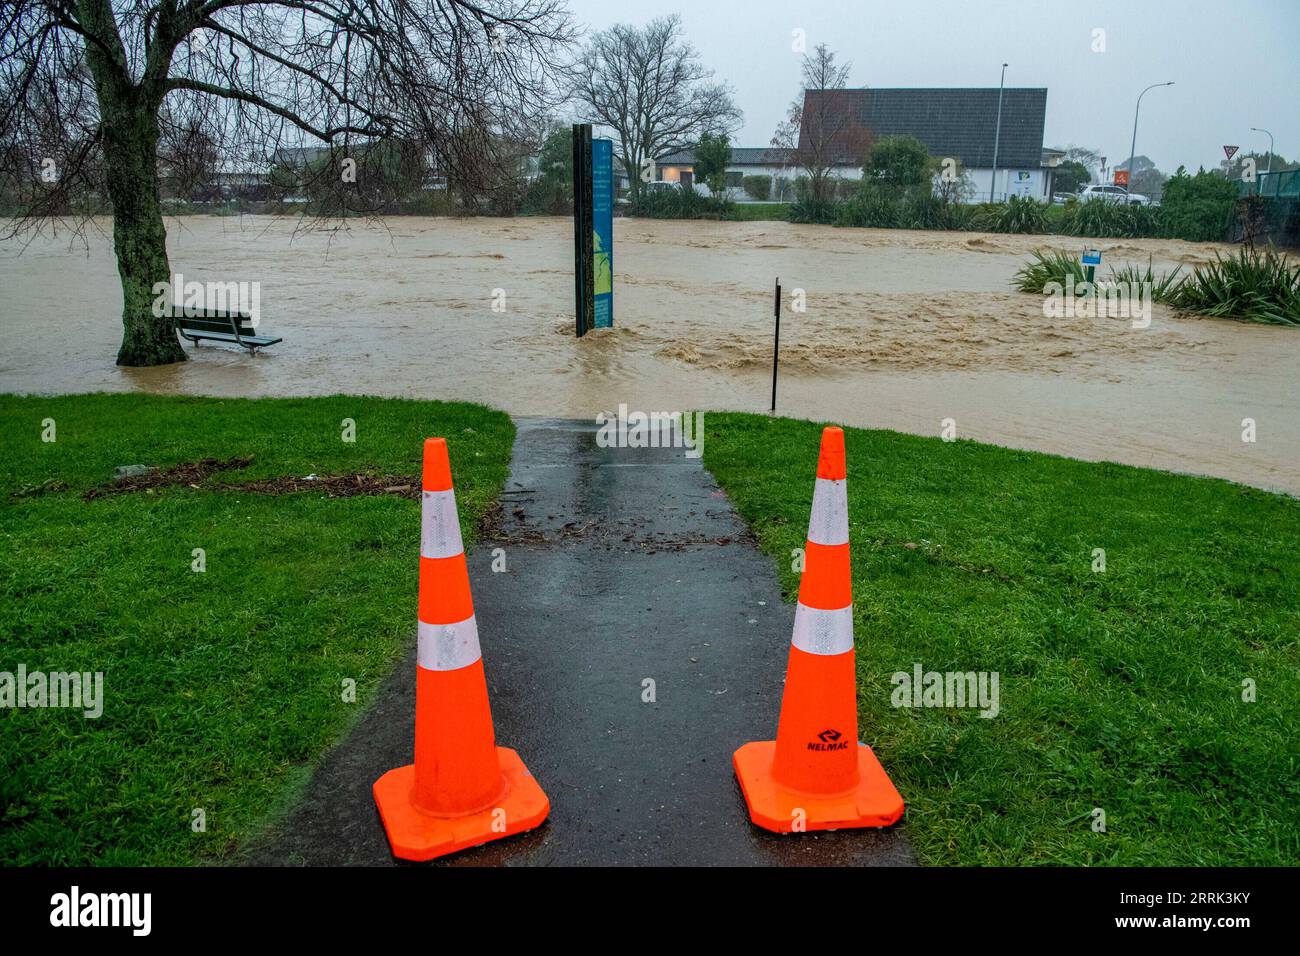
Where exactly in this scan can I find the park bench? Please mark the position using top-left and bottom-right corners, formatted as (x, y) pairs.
(174, 311), (281, 354)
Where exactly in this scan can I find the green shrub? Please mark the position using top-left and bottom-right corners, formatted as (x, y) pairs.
(630, 185), (729, 219)
(1061, 198), (1158, 239)
(693, 132), (732, 198)
(521, 177), (571, 215)
(1012, 250), (1090, 293)
(938, 201), (977, 231)
(1159, 167), (1236, 242)
(834, 181), (973, 231)
(1014, 250), (1188, 300)
(1013, 245), (1300, 326)
(1168, 245), (1300, 326)
(835, 183), (901, 228)
(787, 178), (838, 224)
(741, 175), (772, 201)
(1108, 257), (1186, 301)
(1127, 203), (1161, 237)
(981, 195), (1047, 234)
(788, 194), (838, 224)
(863, 135), (933, 188)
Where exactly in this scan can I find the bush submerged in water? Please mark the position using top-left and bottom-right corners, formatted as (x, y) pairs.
(629, 186), (730, 220)
(979, 195), (1048, 234)
(1167, 245), (1300, 326)
(1055, 198), (1160, 239)
(835, 182), (972, 230)
(1013, 244), (1298, 327)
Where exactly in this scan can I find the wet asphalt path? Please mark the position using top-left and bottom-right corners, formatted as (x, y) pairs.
(247, 418), (913, 866)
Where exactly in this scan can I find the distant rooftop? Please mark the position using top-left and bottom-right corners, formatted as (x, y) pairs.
(798, 87), (1049, 169)
(656, 146), (794, 166)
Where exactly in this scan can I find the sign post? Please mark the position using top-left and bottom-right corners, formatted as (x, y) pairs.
(770, 278), (781, 413)
(572, 123), (614, 337)
(1081, 248), (1101, 286)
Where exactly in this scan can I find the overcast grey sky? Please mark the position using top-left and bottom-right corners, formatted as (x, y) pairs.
(563, 0), (1298, 173)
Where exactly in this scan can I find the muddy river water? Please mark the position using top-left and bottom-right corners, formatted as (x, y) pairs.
(1, 215), (1295, 493)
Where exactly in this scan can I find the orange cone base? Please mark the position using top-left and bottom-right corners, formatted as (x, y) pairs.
(733, 740), (904, 833)
(373, 747), (549, 862)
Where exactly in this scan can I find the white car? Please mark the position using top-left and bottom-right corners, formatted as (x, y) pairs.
(1077, 184), (1152, 206)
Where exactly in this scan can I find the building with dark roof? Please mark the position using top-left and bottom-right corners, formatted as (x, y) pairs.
(797, 87), (1054, 201)
(652, 87), (1057, 202)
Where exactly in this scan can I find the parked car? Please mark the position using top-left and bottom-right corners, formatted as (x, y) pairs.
(1077, 184), (1152, 206)
(640, 180), (682, 194)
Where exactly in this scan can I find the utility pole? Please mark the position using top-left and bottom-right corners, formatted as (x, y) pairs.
(1126, 82), (1174, 196)
(990, 63), (1008, 203)
(1250, 127), (1274, 174)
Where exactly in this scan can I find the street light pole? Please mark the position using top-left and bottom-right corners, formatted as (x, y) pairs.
(990, 62), (1008, 203)
(1126, 81), (1174, 196)
(1250, 127), (1274, 174)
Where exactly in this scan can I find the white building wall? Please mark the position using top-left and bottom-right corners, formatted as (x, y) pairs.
(964, 167), (1050, 203)
(706, 164), (1051, 203)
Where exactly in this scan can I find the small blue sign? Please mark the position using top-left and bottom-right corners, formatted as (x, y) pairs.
(1081, 249), (1102, 267)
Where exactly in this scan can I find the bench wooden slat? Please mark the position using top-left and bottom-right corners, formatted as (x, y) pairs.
(180, 320), (255, 335)
(182, 330), (282, 346)
(172, 310), (280, 351)
(175, 312), (254, 333)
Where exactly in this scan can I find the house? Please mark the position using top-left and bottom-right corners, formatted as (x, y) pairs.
(649, 88), (1052, 202)
(652, 147), (796, 197)
(655, 147), (793, 186)
(796, 87), (1052, 202)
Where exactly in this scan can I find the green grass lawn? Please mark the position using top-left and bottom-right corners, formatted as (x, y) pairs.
(0, 393), (514, 864)
(702, 413), (1299, 866)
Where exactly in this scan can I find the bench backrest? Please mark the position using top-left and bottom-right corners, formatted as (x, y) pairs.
(175, 312), (256, 336)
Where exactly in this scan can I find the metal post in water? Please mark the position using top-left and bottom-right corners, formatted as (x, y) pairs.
(771, 277), (781, 413)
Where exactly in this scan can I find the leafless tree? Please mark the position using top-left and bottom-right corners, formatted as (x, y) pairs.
(0, 0), (575, 366)
(157, 109), (219, 199)
(1062, 145), (1104, 181)
(771, 44), (868, 203)
(571, 14), (741, 199)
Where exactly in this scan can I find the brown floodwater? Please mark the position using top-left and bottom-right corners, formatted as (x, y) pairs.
(1, 215), (1296, 494)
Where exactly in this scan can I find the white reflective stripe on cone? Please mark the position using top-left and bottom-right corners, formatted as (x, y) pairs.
(807, 478), (849, 547)
(417, 615), (482, 671)
(421, 490), (464, 560)
(790, 603), (854, 655)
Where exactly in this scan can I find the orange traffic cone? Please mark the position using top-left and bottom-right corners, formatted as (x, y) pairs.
(733, 426), (904, 833)
(373, 438), (549, 861)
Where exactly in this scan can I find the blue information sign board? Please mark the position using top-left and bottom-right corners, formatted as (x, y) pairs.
(591, 139), (614, 329)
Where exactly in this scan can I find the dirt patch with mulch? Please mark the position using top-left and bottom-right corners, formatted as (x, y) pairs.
(83, 456), (256, 499)
(222, 475), (418, 499)
(83, 456), (419, 501)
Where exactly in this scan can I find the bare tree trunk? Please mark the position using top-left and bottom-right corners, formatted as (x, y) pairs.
(103, 94), (184, 367)
(72, 0), (185, 367)
(622, 139), (642, 200)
